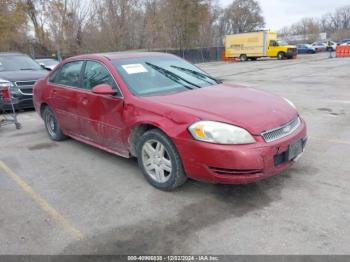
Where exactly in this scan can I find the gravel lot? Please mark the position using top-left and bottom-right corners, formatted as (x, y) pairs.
(0, 53), (349, 255)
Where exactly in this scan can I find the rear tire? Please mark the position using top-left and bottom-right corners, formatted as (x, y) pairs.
(43, 106), (67, 141)
(277, 52), (285, 60)
(136, 129), (187, 191)
(239, 54), (248, 62)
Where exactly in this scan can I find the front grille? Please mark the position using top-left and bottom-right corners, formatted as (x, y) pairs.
(261, 117), (301, 143)
(15, 80), (36, 86)
(19, 87), (33, 95)
(15, 80), (36, 95)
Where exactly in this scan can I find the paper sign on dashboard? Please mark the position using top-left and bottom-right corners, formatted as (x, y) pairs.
(122, 64), (148, 74)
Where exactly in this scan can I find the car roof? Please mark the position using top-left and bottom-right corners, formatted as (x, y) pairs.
(36, 58), (58, 61)
(0, 52), (26, 56)
(69, 51), (176, 61)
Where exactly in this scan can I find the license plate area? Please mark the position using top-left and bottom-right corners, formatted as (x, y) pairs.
(287, 139), (303, 161)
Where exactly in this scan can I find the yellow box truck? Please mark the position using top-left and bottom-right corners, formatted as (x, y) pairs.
(224, 31), (297, 61)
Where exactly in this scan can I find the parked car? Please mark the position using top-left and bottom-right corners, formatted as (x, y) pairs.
(310, 42), (327, 52)
(33, 52), (307, 190)
(36, 58), (59, 71)
(339, 39), (350, 44)
(0, 52), (48, 110)
(297, 44), (316, 54)
(340, 41), (350, 46)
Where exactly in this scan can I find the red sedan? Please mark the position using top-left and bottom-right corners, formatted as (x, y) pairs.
(33, 52), (307, 190)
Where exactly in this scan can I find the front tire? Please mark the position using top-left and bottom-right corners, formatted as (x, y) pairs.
(43, 106), (67, 141)
(136, 129), (187, 191)
(277, 52), (285, 60)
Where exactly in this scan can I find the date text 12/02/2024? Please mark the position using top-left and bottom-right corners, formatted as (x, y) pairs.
(127, 255), (220, 261)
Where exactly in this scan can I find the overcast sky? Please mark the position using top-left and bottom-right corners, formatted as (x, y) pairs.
(219, 0), (350, 30)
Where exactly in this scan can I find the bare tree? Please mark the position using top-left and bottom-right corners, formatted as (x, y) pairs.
(23, 0), (54, 52)
(0, 1), (27, 51)
(65, 0), (92, 54)
(220, 0), (265, 34)
(142, 0), (165, 50)
(279, 5), (350, 42)
(160, 0), (211, 50)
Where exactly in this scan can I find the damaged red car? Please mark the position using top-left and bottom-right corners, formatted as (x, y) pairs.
(33, 52), (307, 190)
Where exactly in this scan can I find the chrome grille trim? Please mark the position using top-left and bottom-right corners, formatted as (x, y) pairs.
(261, 117), (301, 143)
(18, 88), (33, 96)
(15, 80), (36, 86)
(14, 80), (36, 95)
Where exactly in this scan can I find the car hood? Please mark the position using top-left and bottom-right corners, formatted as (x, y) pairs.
(145, 84), (298, 135)
(0, 70), (48, 82)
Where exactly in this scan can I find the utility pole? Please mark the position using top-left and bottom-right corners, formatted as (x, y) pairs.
(57, 0), (67, 62)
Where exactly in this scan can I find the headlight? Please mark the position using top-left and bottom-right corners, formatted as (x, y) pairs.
(188, 121), (255, 145)
(0, 80), (17, 94)
(283, 97), (296, 109)
(0, 79), (10, 89)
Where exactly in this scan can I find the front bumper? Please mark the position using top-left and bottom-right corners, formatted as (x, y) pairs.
(1, 95), (33, 110)
(174, 118), (307, 184)
(286, 50), (298, 58)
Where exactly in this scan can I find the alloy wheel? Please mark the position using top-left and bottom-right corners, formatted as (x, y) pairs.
(141, 139), (172, 183)
(45, 111), (57, 137)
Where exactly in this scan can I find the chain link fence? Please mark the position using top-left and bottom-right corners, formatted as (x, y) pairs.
(157, 47), (225, 64)
(28, 46), (225, 64)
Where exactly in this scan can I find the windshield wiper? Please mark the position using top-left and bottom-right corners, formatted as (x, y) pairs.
(145, 62), (201, 89)
(170, 65), (222, 84)
(20, 68), (38, 71)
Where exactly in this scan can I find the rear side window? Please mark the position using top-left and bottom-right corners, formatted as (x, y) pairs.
(82, 61), (118, 90)
(50, 61), (83, 88)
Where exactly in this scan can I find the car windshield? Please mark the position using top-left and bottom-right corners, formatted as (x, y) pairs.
(277, 40), (288, 46)
(0, 54), (42, 71)
(112, 56), (220, 96)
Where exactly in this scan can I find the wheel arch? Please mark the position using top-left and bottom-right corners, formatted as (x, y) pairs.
(40, 103), (49, 118)
(239, 54), (248, 61)
(128, 122), (169, 157)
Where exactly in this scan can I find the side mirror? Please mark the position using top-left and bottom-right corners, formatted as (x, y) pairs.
(92, 84), (116, 95)
(40, 63), (51, 71)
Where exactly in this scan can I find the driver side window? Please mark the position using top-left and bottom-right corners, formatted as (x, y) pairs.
(270, 40), (278, 47)
(82, 61), (118, 91)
